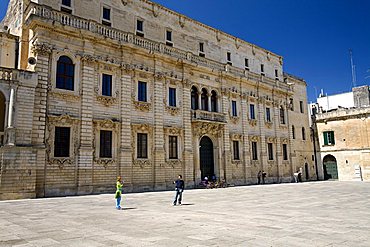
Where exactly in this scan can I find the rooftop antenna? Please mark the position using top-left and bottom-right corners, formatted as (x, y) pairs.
(349, 49), (357, 88)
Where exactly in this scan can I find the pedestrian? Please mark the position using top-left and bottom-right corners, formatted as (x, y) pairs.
(173, 174), (185, 206)
(262, 171), (267, 184)
(257, 171), (262, 184)
(115, 176), (123, 210)
(298, 171), (302, 183)
(293, 171), (299, 183)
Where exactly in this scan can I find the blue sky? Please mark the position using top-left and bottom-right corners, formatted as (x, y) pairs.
(1, 0), (369, 102)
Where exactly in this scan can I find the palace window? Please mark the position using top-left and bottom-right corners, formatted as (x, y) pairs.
(292, 125), (296, 139)
(211, 90), (218, 112)
(61, 0), (72, 13)
(201, 88), (208, 111)
(102, 7), (111, 26)
(302, 127), (306, 140)
(266, 107), (271, 122)
(283, 144), (288, 160)
(137, 133), (148, 159)
(233, 141), (240, 160)
(191, 86), (199, 110)
(251, 141), (258, 160)
(323, 131), (335, 145)
(136, 19), (144, 37)
(280, 107), (286, 124)
(56, 56), (74, 91)
(232, 100), (237, 117)
(245, 58), (249, 70)
(166, 30), (173, 46)
(169, 136), (178, 159)
(275, 69), (279, 79)
(100, 130), (112, 158)
(138, 81), (147, 102)
(169, 87), (176, 107)
(261, 64), (265, 76)
(199, 42), (205, 57)
(54, 127), (70, 157)
(102, 74), (112, 96)
(268, 143), (274, 160)
(250, 104), (256, 120)
(300, 100), (304, 113)
(227, 52), (232, 66)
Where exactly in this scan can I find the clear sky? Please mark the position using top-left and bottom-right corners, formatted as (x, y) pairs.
(1, 0), (369, 102)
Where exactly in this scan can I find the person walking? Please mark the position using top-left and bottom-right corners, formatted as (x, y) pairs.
(115, 176), (123, 210)
(257, 171), (262, 184)
(173, 175), (185, 206)
(262, 171), (267, 184)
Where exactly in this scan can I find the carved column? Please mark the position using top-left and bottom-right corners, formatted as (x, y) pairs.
(207, 92), (212, 112)
(5, 87), (15, 146)
(77, 55), (96, 195)
(153, 72), (166, 190)
(198, 91), (202, 110)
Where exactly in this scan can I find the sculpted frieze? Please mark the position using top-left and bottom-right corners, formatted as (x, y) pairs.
(192, 122), (223, 137)
(49, 91), (80, 102)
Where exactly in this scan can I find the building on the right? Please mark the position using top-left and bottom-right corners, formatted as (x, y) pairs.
(312, 85), (370, 181)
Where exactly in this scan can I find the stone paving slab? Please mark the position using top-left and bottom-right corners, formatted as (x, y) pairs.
(0, 181), (370, 246)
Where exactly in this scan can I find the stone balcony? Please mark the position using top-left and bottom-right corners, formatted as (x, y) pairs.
(191, 110), (227, 124)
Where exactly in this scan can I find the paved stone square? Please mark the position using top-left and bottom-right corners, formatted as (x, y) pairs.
(0, 181), (369, 247)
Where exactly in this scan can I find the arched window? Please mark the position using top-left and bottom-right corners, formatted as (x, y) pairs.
(211, 90), (218, 112)
(191, 86), (199, 110)
(292, 125), (295, 139)
(56, 56), (75, 90)
(201, 88), (208, 111)
(302, 127), (306, 140)
(0, 92), (5, 145)
(280, 106), (285, 124)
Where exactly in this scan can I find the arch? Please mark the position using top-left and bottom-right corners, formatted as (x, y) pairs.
(0, 91), (6, 145)
(211, 90), (218, 112)
(56, 55), (75, 90)
(201, 88), (208, 111)
(191, 86), (199, 110)
(323, 155), (338, 180)
(199, 136), (214, 180)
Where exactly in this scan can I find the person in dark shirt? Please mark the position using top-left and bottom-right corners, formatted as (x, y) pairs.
(173, 175), (185, 206)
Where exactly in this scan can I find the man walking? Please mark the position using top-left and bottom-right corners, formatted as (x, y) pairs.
(173, 175), (185, 206)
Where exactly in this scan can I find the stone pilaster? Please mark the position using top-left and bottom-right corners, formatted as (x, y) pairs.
(153, 72), (166, 190)
(258, 100), (267, 174)
(77, 59), (95, 195)
(221, 93), (231, 182)
(119, 70), (133, 191)
(183, 80), (194, 187)
(240, 95), (250, 183)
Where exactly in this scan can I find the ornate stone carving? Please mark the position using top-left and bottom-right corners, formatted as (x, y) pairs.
(192, 122), (223, 137)
(164, 127), (184, 137)
(281, 137), (289, 144)
(133, 159), (152, 168)
(232, 160), (242, 165)
(94, 158), (116, 169)
(249, 119), (257, 127)
(183, 79), (192, 89)
(179, 16), (186, 28)
(121, 0), (130, 5)
(266, 136), (277, 143)
(32, 42), (53, 55)
(230, 133), (243, 140)
(133, 100), (152, 112)
(96, 95), (118, 106)
(249, 136), (260, 142)
(152, 4), (159, 17)
(229, 116), (240, 125)
(49, 91), (80, 101)
(93, 119), (120, 130)
(265, 121), (273, 129)
(166, 160), (182, 168)
(49, 158), (73, 169)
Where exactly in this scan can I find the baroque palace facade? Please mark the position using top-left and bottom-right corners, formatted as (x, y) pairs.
(0, 0), (318, 199)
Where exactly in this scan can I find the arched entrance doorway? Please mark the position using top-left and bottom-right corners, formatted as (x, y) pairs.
(323, 155), (338, 180)
(200, 136), (214, 180)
